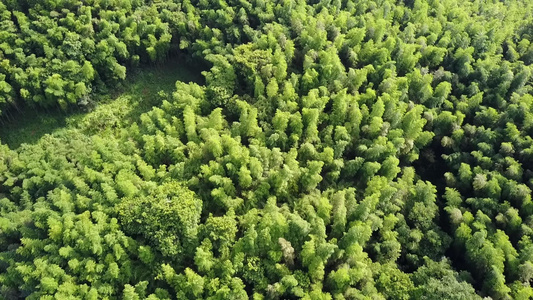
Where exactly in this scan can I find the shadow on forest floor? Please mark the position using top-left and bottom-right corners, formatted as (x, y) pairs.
(0, 55), (206, 149)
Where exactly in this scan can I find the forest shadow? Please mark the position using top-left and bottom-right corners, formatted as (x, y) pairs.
(0, 54), (207, 149)
(0, 108), (70, 148)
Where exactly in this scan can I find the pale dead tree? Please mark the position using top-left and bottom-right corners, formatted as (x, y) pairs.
(278, 237), (295, 266)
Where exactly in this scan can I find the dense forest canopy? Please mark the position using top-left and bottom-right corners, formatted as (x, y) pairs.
(1, 0), (533, 298)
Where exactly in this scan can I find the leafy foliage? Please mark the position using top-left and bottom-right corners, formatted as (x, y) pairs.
(2, 0), (533, 299)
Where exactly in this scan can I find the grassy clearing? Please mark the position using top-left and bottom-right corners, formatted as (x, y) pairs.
(0, 56), (205, 149)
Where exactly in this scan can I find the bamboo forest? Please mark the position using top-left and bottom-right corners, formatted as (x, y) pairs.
(2, 0), (533, 299)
